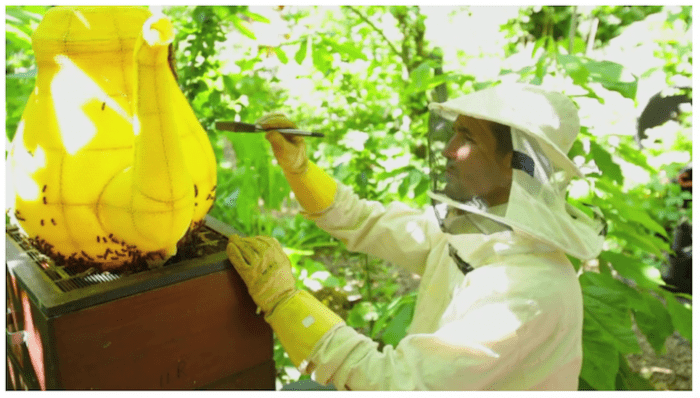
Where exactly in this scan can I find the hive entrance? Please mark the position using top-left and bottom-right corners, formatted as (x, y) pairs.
(6, 224), (229, 294)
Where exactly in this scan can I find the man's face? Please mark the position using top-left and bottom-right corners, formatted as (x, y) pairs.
(442, 115), (513, 206)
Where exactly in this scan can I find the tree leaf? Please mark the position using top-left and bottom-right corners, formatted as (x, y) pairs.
(311, 42), (333, 73)
(632, 292), (674, 355)
(614, 200), (668, 239)
(5, 25), (33, 47)
(398, 173), (411, 198)
(558, 54), (590, 86)
(531, 36), (547, 58)
(212, 5), (234, 20)
(599, 80), (638, 101)
(580, 314), (620, 390)
(580, 271), (645, 311)
(580, 58), (638, 100)
(346, 301), (378, 328)
(324, 38), (367, 61)
(569, 200), (595, 219)
(612, 230), (668, 258)
(370, 295), (403, 337)
(294, 38), (308, 65)
(407, 61), (433, 94)
(381, 303), (414, 347)
(243, 9), (270, 23)
(660, 290), (692, 343)
(274, 47), (288, 64)
(426, 73), (453, 91)
(567, 139), (585, 158)
(570, 37), (587, 55)
(616, 352), (655, 390)
(546, 35), (557, 54)
(616, 141), (655, 173)
(567, 254), (582, 272)
(232, 17), (256, 39)
(222, 75), (237, 94)
(533, 55), (549, 83)
(414, 176), (430, 198)
(589, 141), (623, 184)
(582, 284), (640, 354)
(599, 251), (665, 290)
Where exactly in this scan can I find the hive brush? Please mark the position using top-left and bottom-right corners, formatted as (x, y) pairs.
(215, 121), (325, 138)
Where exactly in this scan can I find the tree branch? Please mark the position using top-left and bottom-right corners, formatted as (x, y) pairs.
(568, 6), (578, 54)
(586, 17), (599, 56)
(345, 6), (403, 60)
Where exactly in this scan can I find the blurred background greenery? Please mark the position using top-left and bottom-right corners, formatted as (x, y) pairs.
(5, 5), (692, 390)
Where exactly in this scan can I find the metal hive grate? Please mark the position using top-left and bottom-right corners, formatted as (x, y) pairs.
(6, 225), (229, 294)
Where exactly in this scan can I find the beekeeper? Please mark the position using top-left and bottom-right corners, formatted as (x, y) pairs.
(226, 83), (606, 390)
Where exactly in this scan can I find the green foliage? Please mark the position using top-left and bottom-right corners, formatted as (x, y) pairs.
(632, 291), (674, 355)
(579, 273), (634, 389)
(5, 6), (50, 141)
(6, 5), (691, 391)
(590, 6), (664, 44)
(615, 351), (655, 390)
(502, 6), (576, 56)
(501, 5), (664, 57)
(654, 7), (692, 88)
(498, 5), (691, 390)
(347, 289), (417, 348)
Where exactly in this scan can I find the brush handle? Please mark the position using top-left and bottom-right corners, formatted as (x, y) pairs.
(277, 129), (325, 138)
(215, 121), (324, 137)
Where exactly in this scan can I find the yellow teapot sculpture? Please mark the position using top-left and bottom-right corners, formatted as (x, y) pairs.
(7, 6), (217, 271)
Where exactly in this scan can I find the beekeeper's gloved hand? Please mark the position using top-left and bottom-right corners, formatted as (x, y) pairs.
(257, 112), (337, 214)
(257, 112), (308, 175)
(227, 234), (343, 368)
(226, 234), (296, 314)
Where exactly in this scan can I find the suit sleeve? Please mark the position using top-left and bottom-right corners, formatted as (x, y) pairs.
(306, 183), (440, 276)
(306, 293), (554, 390)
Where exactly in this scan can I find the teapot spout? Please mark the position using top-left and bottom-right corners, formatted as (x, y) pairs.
(98, 15), (194, 258)
(133, 16), (192, 203)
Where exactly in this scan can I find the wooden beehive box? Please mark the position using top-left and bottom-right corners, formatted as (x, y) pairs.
(5, 216), (274, 390)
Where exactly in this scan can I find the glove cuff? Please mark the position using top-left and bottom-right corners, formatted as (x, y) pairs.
(265, 290), (344, 368)
(285, 162), (337, 214)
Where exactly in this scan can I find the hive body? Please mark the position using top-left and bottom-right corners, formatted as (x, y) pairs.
(7, 6), (217, 270)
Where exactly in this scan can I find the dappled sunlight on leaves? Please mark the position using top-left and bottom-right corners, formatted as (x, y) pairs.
(6, 5), (691, 390)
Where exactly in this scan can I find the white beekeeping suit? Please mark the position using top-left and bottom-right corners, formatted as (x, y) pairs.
(226, 83), (606, 391)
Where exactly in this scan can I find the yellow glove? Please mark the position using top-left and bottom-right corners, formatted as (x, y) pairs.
(259, 112), (337, 214)
(226, 234), (296, 314)
(257, 112), (308, 174)
(227, 234), (343, 368)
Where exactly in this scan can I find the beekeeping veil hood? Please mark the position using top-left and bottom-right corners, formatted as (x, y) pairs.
(427, 83), (606, 261)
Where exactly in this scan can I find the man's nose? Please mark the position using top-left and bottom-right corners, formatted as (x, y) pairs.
(442, 135), (458, 159)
